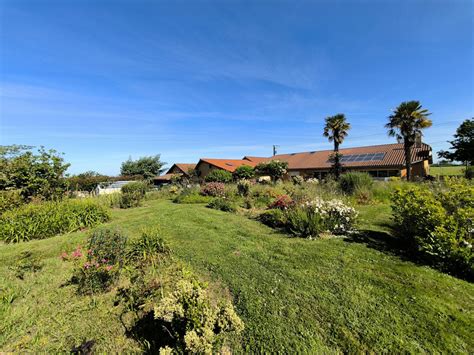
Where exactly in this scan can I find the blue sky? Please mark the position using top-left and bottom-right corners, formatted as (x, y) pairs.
(0, 0), (472, 175)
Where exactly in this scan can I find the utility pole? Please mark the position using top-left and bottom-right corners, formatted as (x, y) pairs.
(273, 145), (279, 156)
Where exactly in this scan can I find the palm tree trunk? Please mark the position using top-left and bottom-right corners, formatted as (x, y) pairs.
(404, 140), (412, 181)
(334, 141), (340, 179)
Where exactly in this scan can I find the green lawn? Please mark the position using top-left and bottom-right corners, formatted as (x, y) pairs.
(430, 165), (465, 176)
(1, 199), (473, 352)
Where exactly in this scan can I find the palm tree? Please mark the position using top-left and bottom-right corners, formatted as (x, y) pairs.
(386, 101), (432, 181)
(323, 113), (351, 179)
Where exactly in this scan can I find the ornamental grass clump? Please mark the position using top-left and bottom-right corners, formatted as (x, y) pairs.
(0, 198), (110, 243)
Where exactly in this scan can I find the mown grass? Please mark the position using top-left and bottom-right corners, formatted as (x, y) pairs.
(1, 199), (473, 352)
(431, 165), (465, 176)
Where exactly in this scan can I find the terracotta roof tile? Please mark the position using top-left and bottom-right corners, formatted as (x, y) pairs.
(246, 143), (431, 170)
(166, 163), (196, 175)
(198, 158), (257, 172)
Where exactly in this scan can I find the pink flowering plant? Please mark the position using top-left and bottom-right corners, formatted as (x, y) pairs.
(61, 228), (127, 294)
(200, 182), (225, 197)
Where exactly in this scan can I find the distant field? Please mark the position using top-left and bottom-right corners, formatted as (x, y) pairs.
(430, 165), (465, 176)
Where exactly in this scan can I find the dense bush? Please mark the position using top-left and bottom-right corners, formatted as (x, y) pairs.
(0, 189), (24, 214)
(339, 172), (373, 194)
(255, 160), (288, 182)
(120, 181), (148, 208)
(174, 188), (213, 204)
(204, 169), (233, 183)
(0, 199), (110, 243)
(68, 171), (108, 192)
(0, 145), (70, 201)
(233, 165), (255, 180)
(207, 198), (236, 212)
(466, 166), (473, 180)
(200, 182), (225, 197)
(65, 229), (127, 294)
(391, 178), (473, 279)
(258, 209), (286, 228)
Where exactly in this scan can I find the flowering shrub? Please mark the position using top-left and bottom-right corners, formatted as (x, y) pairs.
(282, 198), (358, 239)
(200, 182), (225, 197)
(303, 199), (358, 235)
(268, 195), (294, 210)
(63, 229), (128, 294)
(392, 178), (473, 280)
(154, 278), (244, 353)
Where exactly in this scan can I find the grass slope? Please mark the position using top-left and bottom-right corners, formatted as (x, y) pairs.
(430, 165), (465, 176)
(1, 200), (473, 352)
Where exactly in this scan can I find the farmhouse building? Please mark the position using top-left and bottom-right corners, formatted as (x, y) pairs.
(194, 158), (258, 178)
(265, 143), (432, 179)
(154, 163), (196, 185)
(192, 143), (432, 180)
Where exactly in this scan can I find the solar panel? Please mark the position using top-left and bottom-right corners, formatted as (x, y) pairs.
(331, 152), (386, 163)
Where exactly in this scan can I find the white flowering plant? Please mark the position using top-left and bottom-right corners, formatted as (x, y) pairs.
(285, 198), (358, 238)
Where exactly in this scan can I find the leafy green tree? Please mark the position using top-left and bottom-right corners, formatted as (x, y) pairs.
(120, 155), (166, 180)
(204, 169), (233, 183)
(438, 118), (473, 167)
(385, 101), (432, 181)
(323, 114), (351, 180)
(0, 145), (70, 200)
(233, 165), (255, 180)
(255, 160), (288, 182)
(68, 171), (108, 192)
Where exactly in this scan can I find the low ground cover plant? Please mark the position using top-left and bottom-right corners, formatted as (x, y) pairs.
(63, 228), (128, 294)
(0, 198), (110, 243)
(391, 178), (473, 280)
(207, 198), (237, 212)
(9, 251), (43, 280)
(174, 187), (212, 204)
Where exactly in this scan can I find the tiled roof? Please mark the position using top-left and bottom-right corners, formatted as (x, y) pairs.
(247, 143), (432, 170)
(166, 163), (196, 175)
(197, 158), (258, 172)
(154, 173), (179, 181)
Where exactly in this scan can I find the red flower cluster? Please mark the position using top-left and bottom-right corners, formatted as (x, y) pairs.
(268, 195), (294, 210)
